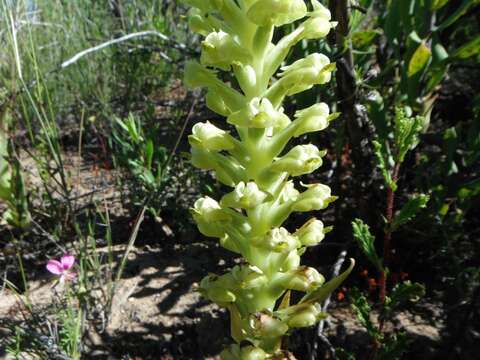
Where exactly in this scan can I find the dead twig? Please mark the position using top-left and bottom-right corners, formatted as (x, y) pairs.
(60, 30), (187, 69)
(310, 249), (348, 359)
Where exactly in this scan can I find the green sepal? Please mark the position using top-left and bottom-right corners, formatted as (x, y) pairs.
(300, 258), (355, 304)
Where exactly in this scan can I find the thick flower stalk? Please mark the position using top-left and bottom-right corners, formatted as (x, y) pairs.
(183, 1), (354, 358)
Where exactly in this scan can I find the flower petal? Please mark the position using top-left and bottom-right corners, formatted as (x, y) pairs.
(47, 260), (63, 275)
(61, 255), (75, 270)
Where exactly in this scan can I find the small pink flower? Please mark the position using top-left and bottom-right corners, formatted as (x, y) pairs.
(46, 255), (76, 283)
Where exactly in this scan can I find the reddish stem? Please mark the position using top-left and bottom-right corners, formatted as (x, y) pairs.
(379, 163), (400, 304)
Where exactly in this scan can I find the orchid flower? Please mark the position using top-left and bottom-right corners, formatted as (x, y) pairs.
(182, 0), (354, 357)
(47, 255), (76, 283)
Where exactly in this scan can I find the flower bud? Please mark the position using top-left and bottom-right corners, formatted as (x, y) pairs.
(298, 0), (333, 40)
(187, 8), (213, 35)
(189, 121), (235, 151)
(221, 344), (241, 360)
(285, 266), (324, 292)
(201, 31), (252, 70)
(281, 251), (301, 272)
(279, 53), (333, 95)
(249, 312), (289, 338)
(294, 218), (325, 246)
(200, 275), (237, 303)
(191, 197), (230, 237)
(271, 144), (325, 176)
(293, 103), (330, 137)
(240, 346), (267, 360)
(228, 98), (290, 129)
(247, 0), (307, 26)
(300, 17), (332, 40)
(221, 182), (269, 209)
(310, 0), (331, 16)
(255, 227), (299, 252)
(278, 181), (300, 203)
(207, 286), (237, 303)
(287, 304), (322, 328)
(229, 265), (268, 290)
(292, 183), (335, 212)
(192, 197), (227, 222)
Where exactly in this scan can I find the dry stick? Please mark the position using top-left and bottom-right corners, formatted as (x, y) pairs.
(1, 29), (192, 116)
(311, 250), (348, 359)
(60, 30), (187, 69)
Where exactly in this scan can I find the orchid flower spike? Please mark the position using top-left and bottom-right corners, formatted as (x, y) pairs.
(182, 0), (355, 357)
(47, 255), (76, 283)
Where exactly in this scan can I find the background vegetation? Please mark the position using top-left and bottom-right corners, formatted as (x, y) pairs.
(0, 0), (478, 359)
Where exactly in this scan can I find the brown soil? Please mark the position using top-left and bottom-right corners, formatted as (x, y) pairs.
(0, 241), (444, 359)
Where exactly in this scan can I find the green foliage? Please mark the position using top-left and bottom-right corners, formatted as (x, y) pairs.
(352, 219), (383, 271)
(386, 281), (426, 311)
(393, 107), (423, 163)
(0, 124), (30, 228)
(452, 36), (480, 59)
(372, 140), (396, 190)
(111, 112), (168, 214)
(430, 0), (450, 11)
(408, 42), (431, 77)
(350, 288), (382, 341)
(57, 306), (82, 359)
(376, 332), (409, 360)
(350, 286), (420, 360)
(391, 194), (430, 231)
(436, 0), (480, 31)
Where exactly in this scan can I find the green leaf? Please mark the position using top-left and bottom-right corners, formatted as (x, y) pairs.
(145, 140), (154, 171)
(391, 194), (430, 231)
(350, 288), (381, 340)
(351, 30), (379, 49)
(0, 132), (11, 198)
(432, 43), (449, 64)
(394, 107), (424, 163)
(443, 127), (458, 176)
(373, 140), (396, 190)
(300, 258), (355, 304)
(436, 0), (480, 31)
(452, 37), (480, 59)
(408, 42), (431, 77)
(378, 332), (409, 360)
(430, 0), (450, 11)
(425, 64), (448, 93)
(384, 0), (402, 42)
(458, 178), (480, 199)
(387, 281), (425, 309)
(352, 219), (383, 271)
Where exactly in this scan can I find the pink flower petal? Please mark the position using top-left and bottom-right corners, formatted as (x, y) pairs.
(60, 255), (75, 270)
(47, 260), (64, 275)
